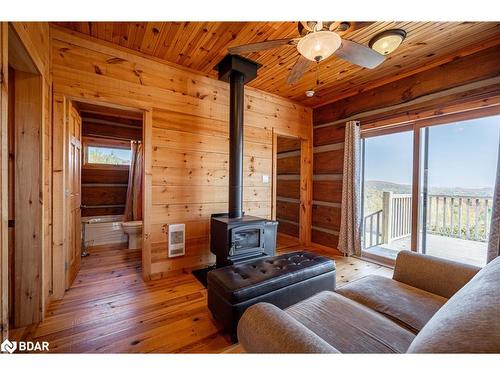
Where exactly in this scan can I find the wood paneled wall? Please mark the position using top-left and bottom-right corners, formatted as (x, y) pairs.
(312, 45), (500, 253)
(276, 137), (301, 238)
(49, 26), (312, 279)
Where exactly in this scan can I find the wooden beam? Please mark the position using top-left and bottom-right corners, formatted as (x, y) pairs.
(299, 136), (313, 246)
(314, 46), (500, 126)
(142, 109), (152, 280)
(312, 36), (500, 109)
(271, 131), (277, 221)
(77, 101), (143, 121)
(360, 83), (500, 130)
(51, 94), (67, 300)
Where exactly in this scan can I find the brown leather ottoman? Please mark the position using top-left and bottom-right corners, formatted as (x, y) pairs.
(207, 251), (336, 340)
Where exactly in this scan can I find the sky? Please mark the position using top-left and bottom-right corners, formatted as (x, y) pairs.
(364, 115), (500, 189)
(109, 148), (132, 162)
(89, 146), (132, 164)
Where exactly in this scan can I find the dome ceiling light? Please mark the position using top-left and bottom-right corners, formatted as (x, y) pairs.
(369, 29), (407, 55)
(297, 31), (342, 62)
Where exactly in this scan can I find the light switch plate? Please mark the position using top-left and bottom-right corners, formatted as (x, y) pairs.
(262, 174), (270, 183)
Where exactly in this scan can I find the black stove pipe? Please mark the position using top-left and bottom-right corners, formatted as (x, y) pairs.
(215, 54), (260, 219)
(228, 71), (245, 219)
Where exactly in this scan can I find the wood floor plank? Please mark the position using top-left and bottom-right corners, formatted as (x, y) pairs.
(9, 239), (392, 353)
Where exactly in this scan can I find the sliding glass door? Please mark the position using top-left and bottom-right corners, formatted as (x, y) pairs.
(418, 115), (500, 266)
(362, 130), (414, 261)
(361, 112), (500, 266)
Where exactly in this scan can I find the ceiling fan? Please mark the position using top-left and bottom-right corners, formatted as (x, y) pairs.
(228, 21), (386, 85)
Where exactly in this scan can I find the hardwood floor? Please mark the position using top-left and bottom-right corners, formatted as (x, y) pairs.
(9, 234), (392, 353)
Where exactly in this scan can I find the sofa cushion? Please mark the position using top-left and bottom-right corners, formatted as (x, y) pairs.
(336, 275), (447, 333)
(408, 256), (500, 353)
(286, 291), (415, 353)
(393, 251), (480, 298)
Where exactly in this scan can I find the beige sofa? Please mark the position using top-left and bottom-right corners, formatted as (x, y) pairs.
(237, 251), (500, 353)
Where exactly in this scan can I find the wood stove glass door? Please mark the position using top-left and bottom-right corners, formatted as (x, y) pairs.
(230, 225), (265, 256)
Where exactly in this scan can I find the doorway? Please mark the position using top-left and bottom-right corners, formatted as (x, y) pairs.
(71, 101), (144, 288)
(275, 135), (302, 249)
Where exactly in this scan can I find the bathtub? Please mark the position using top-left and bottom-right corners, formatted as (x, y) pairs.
(81, 215), (128, 248)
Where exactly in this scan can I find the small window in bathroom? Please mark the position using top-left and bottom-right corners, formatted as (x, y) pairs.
(86, 146), (132, 166)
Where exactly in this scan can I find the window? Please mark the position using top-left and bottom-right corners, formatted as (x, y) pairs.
(86, 146), (131, 166)
(361, 111), (500, 266)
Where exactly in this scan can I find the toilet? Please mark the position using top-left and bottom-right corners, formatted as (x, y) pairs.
(121, 221), (143, 249)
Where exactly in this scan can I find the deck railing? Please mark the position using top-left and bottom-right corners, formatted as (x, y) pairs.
(363, 191), (493, 249)
(426, 195), (493, 242)
(363, 209), (383, 248)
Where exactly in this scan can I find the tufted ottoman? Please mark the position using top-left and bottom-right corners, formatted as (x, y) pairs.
(207, 251), (336, 340)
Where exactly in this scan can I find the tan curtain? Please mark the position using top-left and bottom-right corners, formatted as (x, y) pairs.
(338, 121), (362, 256)
(487, 149), (500, 263)
(124, 141), (143, 222)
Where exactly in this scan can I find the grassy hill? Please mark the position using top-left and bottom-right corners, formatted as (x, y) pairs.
(363, 180), (494, 216)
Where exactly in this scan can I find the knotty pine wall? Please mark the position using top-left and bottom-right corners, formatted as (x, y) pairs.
(312, 45), (500, 252)
(49, 25), (312, 279)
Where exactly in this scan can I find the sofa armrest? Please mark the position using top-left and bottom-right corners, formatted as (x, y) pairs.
(393, 251), (481, 299)
(237, 303), (339, 353)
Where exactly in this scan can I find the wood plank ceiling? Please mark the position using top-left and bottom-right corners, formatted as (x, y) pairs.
(54, 22), (500, 107)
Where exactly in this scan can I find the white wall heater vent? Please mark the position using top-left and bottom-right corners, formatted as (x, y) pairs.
(167, 223), (185, 258)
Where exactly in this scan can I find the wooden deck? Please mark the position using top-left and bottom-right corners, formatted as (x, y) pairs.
(374, 233), (487, 267)
(9, 234), (392, 353)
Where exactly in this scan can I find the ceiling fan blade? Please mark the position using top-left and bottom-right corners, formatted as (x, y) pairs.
(287, 55), (313, 85)
(334, 39), (385, 69)
(228, 38), (298, 54)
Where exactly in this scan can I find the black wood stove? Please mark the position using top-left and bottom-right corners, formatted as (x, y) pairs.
(210, 54), (278, 268)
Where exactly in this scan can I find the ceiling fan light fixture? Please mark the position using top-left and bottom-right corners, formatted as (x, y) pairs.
(369, 29), (406, 55)
(297, 31), (341, 62)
